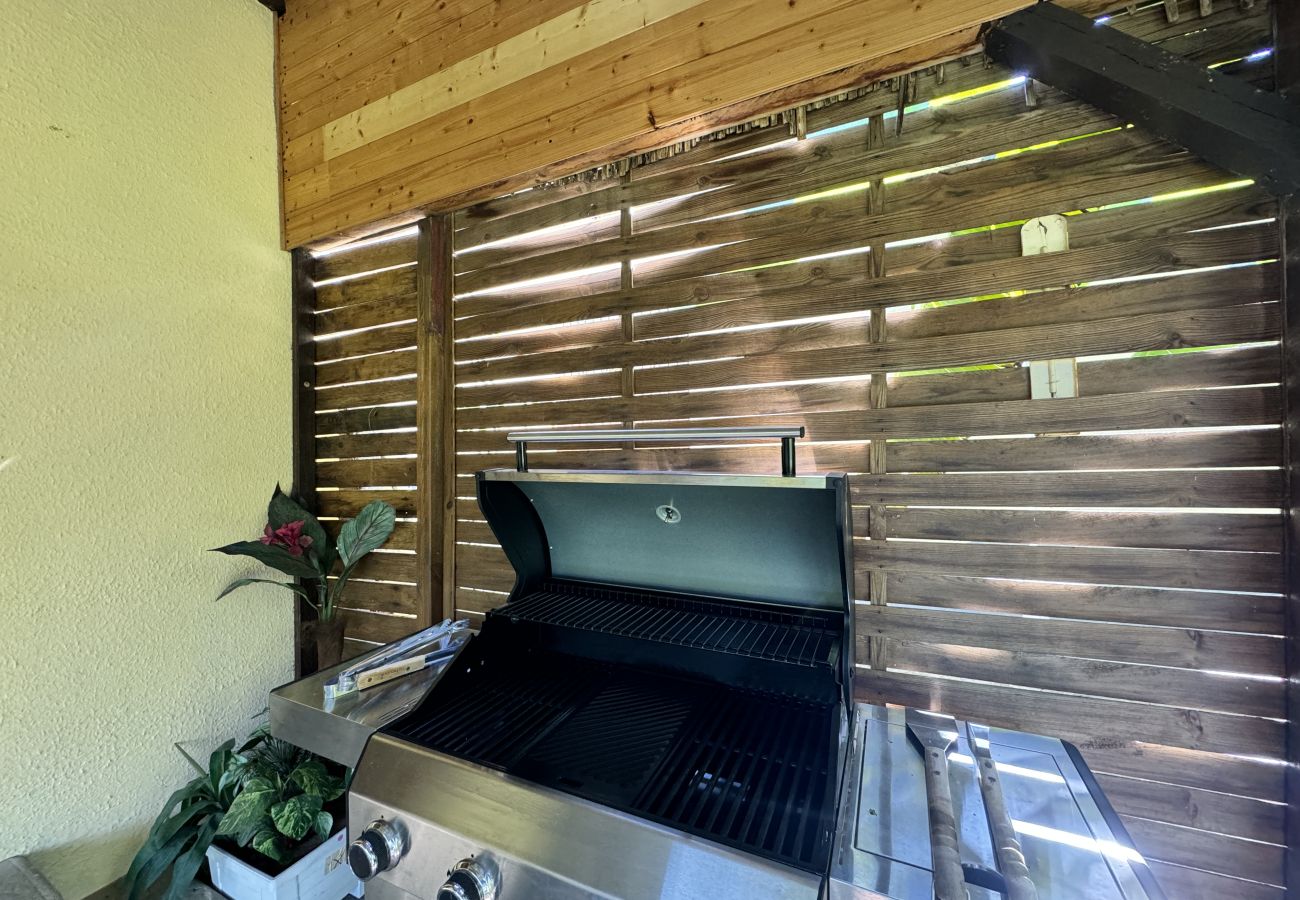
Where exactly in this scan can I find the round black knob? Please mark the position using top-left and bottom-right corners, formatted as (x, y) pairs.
(348, 820), (405, 881)
(438, 857), (498, 900)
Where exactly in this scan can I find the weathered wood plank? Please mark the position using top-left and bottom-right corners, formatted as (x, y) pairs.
(1094, 772), (1285, 844)
(315, 291), (420, 335)
(1145, 861), (1283, 900)
(856, 604), (1283, 675)
(889, 428), (1280, 472)
(312, 231), (419, 281)
(1080, 740), (1284, 803)
(315, 456), (417, 487)
(316, 349), (417, 387)
(346, 551), (419, 583)
(456, 542), (516, 593)
(316, 430), (417, 460)
(885, 507), (1282, 552)
(850, 468), (1282, 508)
(1121, 816), (1284, 885)
(886, 640), (1282, 718)
(857, 667), (1282, 756)
(315, 322), (417, 363)
(316, 489), (418, 518)
(314, 266), (417, 312)
(316, 404), (417, 436)
(315, 379), (417, 412)
(884, 571), (1283, 635)
(342, 608), (421, 644)
(856, 538), (1281, 592)
(332, 579), (421, 616)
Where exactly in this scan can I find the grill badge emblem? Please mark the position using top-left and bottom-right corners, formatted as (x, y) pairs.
(656, 504), (681, 524)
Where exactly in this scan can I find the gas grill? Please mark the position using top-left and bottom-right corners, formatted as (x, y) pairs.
(270, 427), (1165, 900)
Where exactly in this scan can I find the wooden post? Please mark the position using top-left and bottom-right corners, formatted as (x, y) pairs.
(866, 166), (889, 671)
(416, 216), (456, 626)
(1276, 2), (1299, 894)
(290, 248), (318, 677)
(620, 175), (636, 445)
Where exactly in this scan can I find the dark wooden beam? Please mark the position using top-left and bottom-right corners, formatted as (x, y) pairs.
(1271, 5), (1297, 895)
(415, 216), (457, 626)
(290, 248), (317, 676)
(984, 2), (1300, 196)
(257, 0), (285, 15)
(1283, 191), (1300, 900)
(1281, 0), (1299, 100)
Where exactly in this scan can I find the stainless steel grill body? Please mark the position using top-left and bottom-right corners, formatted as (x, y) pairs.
(349, 465), (854, 900)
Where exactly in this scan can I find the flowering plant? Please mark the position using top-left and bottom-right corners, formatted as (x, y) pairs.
(212, 485), (396, 623)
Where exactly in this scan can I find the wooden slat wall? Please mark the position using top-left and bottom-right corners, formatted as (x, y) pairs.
(306, 226), (427, 658)
(444, 4), (1285, 897)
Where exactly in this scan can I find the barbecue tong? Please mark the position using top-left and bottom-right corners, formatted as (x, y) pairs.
(905, 710), (1038, 900)
(323, 617), (469, 701)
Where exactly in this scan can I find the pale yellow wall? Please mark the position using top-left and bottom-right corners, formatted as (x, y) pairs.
(0, 2), (291, 897)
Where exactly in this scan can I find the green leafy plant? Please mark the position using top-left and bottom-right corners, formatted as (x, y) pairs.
(125, 729), (347, 900)
(212, 733), (346, 864)
(212, 485), (396, 622)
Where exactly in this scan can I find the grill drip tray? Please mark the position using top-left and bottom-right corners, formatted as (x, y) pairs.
(386, 648), (839, 874)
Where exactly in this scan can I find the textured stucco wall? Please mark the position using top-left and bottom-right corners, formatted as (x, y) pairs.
(0, 2), (290, 897)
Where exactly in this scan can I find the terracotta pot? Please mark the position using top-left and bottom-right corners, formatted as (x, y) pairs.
(311, 615), (347, 671)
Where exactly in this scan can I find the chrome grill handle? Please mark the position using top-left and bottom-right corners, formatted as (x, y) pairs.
(505, 426), (806, 476)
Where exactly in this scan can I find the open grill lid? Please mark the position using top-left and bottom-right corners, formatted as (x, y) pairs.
(476, 427), (855, 618)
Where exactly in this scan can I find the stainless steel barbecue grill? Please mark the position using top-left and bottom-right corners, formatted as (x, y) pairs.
(270, 427), (1164, 900)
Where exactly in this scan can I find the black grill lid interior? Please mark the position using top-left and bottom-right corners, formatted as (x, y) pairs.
(477, 471), (852, 613)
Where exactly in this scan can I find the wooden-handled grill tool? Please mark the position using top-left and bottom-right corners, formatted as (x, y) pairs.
(905, 709), (970, 900)
(966, 722), (1039, 900)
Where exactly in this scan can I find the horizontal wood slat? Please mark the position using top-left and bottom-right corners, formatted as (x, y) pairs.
(855, 605), (1282, 676)
(855, 667), (1280, 757)
(885, 571), (1283, 635)
(856, 538), (1281, 592)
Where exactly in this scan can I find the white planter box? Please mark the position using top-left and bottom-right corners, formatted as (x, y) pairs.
(205, 829), (363, 900)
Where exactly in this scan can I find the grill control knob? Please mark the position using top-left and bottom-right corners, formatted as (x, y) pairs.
(438, 856), (499, 900)
(348, 819), (405, 881)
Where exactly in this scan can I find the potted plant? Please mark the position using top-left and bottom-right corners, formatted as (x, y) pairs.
(126, 728), (358, 900)
(213, 486), (396, 668)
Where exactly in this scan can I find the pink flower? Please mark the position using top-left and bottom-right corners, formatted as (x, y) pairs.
(259, 520), (314, 557)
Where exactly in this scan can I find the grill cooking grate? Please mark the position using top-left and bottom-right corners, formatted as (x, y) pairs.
(635, 690), (834, 869)
(501, 581), (837, 668)
(388, 650), (838, 873)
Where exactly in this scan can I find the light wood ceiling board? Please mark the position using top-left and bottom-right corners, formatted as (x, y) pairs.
(286, 25), (987, 249)
(283, 0), (599, 144)
(323, 0), (715, 159)
(282, 0), (1031, 246)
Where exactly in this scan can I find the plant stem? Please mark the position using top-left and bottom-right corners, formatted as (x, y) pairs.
(317, 580), (330, 622)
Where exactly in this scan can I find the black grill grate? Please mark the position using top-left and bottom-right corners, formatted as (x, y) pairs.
(501, 581), (837, 668)
(387, 650), (838, 873)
